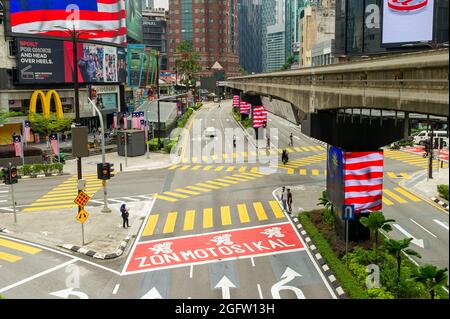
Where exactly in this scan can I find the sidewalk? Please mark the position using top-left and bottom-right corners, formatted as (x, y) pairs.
(0, 200), (154, 258)
(404, 167), (449, 201)
(274, 184), (325, 215)
(63, 151), (174, 175)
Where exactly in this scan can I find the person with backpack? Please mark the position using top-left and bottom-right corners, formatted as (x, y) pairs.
(120, 203), (130, 228)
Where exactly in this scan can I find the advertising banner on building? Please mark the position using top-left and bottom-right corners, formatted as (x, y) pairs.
(382, 0), (435, 44)
(16, 37), (127, 84)
(127, 44), (145, 87)
(126, 0), (143, 43)
(8, 0), (127, 45)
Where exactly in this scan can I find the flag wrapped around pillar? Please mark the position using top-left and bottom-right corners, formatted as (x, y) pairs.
(253, 106), (267, 128)
(131, 112), (137, 129)
(240, 101), (250, 114)
(12, 134), (23, 157)
(140, 112), (145, 130)
(49, 133), (59, 157)
(122, 112), (128, 129)
(23, 120), (31, 142)
(232, 95), (240, 108)
(112, 112), (117, 129)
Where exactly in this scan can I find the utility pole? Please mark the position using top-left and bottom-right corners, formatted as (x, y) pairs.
(156, 51), (161, 148)
(428, 123), (434, 179)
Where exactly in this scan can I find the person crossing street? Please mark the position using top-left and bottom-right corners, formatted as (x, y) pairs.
(120, 203), (130, 228)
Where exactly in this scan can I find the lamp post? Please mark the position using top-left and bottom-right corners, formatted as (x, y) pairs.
(156, 51), (161, 148)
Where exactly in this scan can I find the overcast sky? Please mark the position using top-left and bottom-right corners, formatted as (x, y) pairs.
(153, 0), (168, 9)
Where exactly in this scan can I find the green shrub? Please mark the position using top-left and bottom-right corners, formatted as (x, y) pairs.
(21, 164), (32, 176)
(42, 164), (51, 174)
(164, 140), (178, 153)
(30, 164), (42, 175)
(51, 163), (63, 174)
(147, 138), (160, 151)
(178, 108), (194, 128)
(367, 287), (395, 299)
(437, 184), (449, 200)
(322, 208), (335, 227)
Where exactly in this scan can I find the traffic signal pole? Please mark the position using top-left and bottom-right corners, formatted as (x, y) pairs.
(8, 163), (17, 223)
(88, 98), (111, 213)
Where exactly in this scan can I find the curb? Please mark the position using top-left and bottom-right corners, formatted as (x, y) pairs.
(308, 137), (327, 148)
(19, 173), (70, 179)
(0, 228), (12, 233)
(59, 235), (133, 259)
(272, 189), (347, 299)
(431, 197), (449, 211)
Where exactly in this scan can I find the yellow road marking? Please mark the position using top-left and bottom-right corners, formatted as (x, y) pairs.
(394, 188), (421, 202)
(0, 238), (41, 254)
(233, 174), (255, 180)
(299, 169), (307, 175)
(294, 147), (302, 152)
(184, 210), (195, 231)
(253, 202), (268, 221)
(206, 181), (230, 187)
(155, 194), (178, 202)
(168, 165), (179, 170)
(221, 206), (232, 225)
(179, 165), (191, 171)
(216, 178), (238, 185)
(164, 191), (189, 199)
(163, 212), (178, 234)
(215, 166), (224, 172)
(383, 189), (407, 204)
(239, 167), (247, 172)
(197, 183), (221, 190)
(382, 197), (395, 206)
(0, 251), (22, 262)
(226, 166), (235, 172)
(203, 208), (213, 228)
(400, 173), (410, 179)
(223, 176), (247, 182)
(186, 185), (211, 192)
(269, 200), (285, 218)
(302, 147), (311, 151)
(237, 204), (250, 223)
(204, 165), (213, 171)
(192, 165), (202, 171)
(23, 204), (78, 212)
(176, 188), (201, 195)
(387, 172), (397, 178)
(142, 214), (159, 236)
(312, 169), (319, 176)
(286, 147), (294, 153)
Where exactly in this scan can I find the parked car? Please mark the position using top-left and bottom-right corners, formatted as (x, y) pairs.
(205, 127), (216, 138)
(413, 130), (448, 145)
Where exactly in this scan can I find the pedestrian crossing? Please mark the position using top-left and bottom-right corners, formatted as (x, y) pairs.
(385, 172), (411, 179)
(141, 200), (286, 237)
(154, 170), (270, 202)
(0, 185), (10, 210)
(382, 187), (422, 207)
(22, 173), (104, 212)
(0, 237), (42, 263)
(180, 145), (326, 163)
(384, 150), (449, 170)
(277, 153), (327, 173)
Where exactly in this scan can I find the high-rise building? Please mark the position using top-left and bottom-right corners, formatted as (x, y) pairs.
(285, 0), (309, 63)
(262, 0), (286, 72)
(142, 8), (168, 70)
(237, 0), (263, 74)
(167, 0), (240, 78)
(142, 0), (155, 9)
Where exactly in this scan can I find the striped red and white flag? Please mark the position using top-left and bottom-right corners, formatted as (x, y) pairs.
(232, 95), (240, 107)
(240, 101), (250, 114)
(343, 151), (384, 213)
(253, 106), (267, 128)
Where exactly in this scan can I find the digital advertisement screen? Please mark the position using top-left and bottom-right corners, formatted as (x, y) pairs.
(382, 0), (435, 44)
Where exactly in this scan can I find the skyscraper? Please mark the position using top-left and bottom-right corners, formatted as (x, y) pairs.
(238, 0), (263, 74)
(285, 0), (309, 63)
(167, 0), (240, 78)
(262, 0), (286, 72)
(142, 0), (155, 9)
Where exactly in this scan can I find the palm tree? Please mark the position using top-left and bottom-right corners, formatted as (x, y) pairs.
(317, 191), (332, 210)
(382, 238), (422, 285)
(360, 212), (395, 251)
(412, 264), (448, 299)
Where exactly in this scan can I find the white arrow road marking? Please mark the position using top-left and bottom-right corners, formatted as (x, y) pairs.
(112, 284), (120, 295)
(294, 136), (300, 140)
(409, 219), (437, 238)
(49, 288), (88, 299)
(141, 287), (163, 299)
(215, 276), (236, 299)
(271, 267), (305, 299)
(226, 119), (230, 122)
(433, 219), (449, 231)
(393, 224), (425, 249)
(274, 136), (279, 140)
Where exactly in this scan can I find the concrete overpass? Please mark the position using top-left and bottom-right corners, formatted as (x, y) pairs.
(227, 49), (449, 118)
(227, 49), (449, 149)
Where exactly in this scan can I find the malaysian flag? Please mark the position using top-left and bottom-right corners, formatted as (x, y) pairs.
(23, 120), (31, 142)
(139, 112), (145, 130)
(9, 0), (127, 45)
(12, 135), (23, 157)
(240, 101), (250, 114)
(253, 106), (267, 128)
(122, 112), (128, 129)
(232, 95), (240, 108)
(343, 151), (384, 213)
(112, 112), (117, 129)
(49, 133), (59, 156)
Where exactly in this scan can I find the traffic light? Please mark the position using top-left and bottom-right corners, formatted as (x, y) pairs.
(120, 133), (125, 145)
(9, 167), (18, 184)
(108, 163), (114, 178)
(97, 163), (104, 180)
(1, 168), (10, 185)
(97, 162), (114, 180)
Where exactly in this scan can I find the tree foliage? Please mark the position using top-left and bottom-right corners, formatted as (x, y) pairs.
(280, 55), (296, 70)
(29, 112), (73, 137)
(412, 264), (448, 299)
(360, 211), (395, 251)
(0, 111), (23, 126)
(175, 41), (201, 86)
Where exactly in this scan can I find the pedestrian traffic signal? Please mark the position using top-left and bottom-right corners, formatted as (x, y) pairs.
(120, 133), (125, 145)
(1, 168), (10, 185)
(9, 167), (18, 184)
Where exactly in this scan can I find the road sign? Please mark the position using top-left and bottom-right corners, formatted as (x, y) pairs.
(342, 205), (355, 221)
(76, 209), (89, 224)
(74, 191), (90, 207)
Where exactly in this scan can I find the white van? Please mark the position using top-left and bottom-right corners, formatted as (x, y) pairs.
(413, 131), (448, 146)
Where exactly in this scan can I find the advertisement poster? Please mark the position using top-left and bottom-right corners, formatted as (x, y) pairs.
(117, 48), (128, 83)
(16, 38), (65, 83)
(126, 0), (143, 42)
(9, 0), (127, 45)
(127, 44), (145, 87)
(382, 0), (435, 44)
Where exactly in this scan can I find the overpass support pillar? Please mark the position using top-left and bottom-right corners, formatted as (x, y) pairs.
(403, 112), (410, 139)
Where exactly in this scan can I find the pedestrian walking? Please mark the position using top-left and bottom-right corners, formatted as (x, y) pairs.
(120, 203), (130, 228)
(280, 187), (288, 212)
(287, 188), (293, 214)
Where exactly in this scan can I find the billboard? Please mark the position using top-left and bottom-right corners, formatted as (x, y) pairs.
(127, 44), (145, 87)
(8, 0), (127, 45)
(126, 0), (143, 42)
(16, 37), (127, 84)
(382, 0), (435, 44)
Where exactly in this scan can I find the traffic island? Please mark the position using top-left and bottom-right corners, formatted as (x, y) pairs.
(0, 199), (154, 259)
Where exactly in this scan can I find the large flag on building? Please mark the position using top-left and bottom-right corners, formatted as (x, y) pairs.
(49, 133), (60, 156)
(327, 146), (383, 214)
(12, 135), (23, 157)
(240, 101), (250, 114)
(23, 120), (31, 142)
(253, 106), (267, 128)
(9, 0), (127, 45)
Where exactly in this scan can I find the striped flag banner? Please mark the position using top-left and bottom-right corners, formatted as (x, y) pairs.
(112, 112), (117, 129)
(240, 101), (250, 114)
(9, 0), (127, 45)
(343, 151), (384, 213)
(131, 112), (138, 129)
(253, 106), (267, 128)
(232, 95), (240, 107)
(139, 112), (145, 130)
(49, 133), (59, 156)
(23, 120), (31, 142)
(12, 135), (23, 157)
(122, 112), (128, 129)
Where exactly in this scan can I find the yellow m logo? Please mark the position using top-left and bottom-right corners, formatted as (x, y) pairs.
(29, 90), (64, 119)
